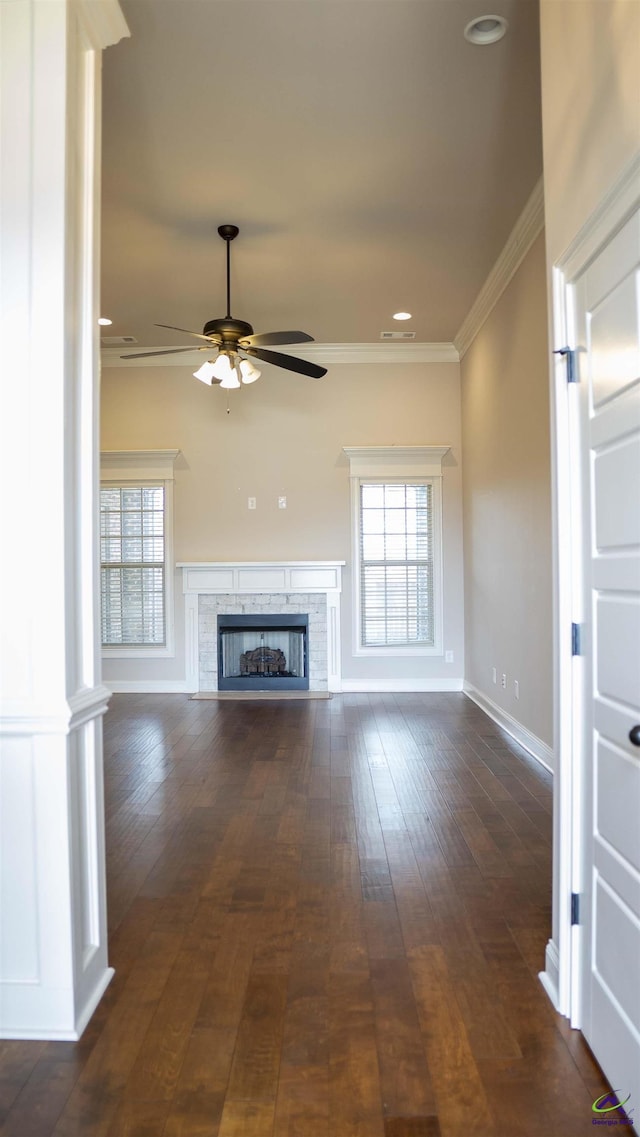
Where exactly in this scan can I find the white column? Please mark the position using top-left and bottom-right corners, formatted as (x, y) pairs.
(0, 0), (129, 1039)
(184, 593), (200, 694)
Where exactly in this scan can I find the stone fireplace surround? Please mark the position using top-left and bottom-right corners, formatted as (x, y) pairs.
(178, 562), (344, 693)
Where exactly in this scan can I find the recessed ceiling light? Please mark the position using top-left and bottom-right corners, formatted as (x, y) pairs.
(98, 317), (112, 326)
(393, 311), (412, 321)
(464, 15), (508, 44)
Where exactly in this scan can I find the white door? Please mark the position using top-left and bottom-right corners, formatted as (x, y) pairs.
(572, 206), (640, 1112)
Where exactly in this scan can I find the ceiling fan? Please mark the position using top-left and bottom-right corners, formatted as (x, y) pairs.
(120, 224), (327, 387)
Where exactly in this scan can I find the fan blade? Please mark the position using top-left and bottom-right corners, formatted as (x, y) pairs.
(120, 346), (212, 359)
(244, 346), (326, 379)
(155, 323), (221, 344)
(239, 330), (314, 348)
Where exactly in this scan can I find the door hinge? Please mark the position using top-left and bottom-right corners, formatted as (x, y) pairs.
(571, 893), (580, 926)
(554, 346), (578, 382)
(571, 622), (582, 656)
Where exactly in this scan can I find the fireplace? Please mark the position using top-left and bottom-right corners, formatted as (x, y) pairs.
(217, 613), (309, 691)
(178, 562), (344, 693)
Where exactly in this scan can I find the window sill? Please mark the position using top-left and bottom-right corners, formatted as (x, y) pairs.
(353, 643), (442, 658)
(102, 645), (175, 659)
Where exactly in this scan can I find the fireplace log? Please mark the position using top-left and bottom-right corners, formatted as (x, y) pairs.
(240, 646), (287, 675)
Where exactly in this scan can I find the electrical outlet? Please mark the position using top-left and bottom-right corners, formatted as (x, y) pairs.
(514, 679), (520, 699)
(445, 650), (454, 663)
(492, 667), (497, 684)
(248, 497), (256, 510)
(278, 496), (287, 509)
(501, 673), (507, 689)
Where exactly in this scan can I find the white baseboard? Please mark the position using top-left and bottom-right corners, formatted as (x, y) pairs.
(107, 679), (464, 695)
(463, 681), (554, 773)
(104, 680), (189, 694)
(539, 939), (561, 1013)
(0, 966), (115, 1041)
(73, 967), (115, 1041)
(341, 678), (464, 693)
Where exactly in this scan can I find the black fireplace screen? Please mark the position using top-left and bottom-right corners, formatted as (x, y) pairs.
(217, 613), (309, 691)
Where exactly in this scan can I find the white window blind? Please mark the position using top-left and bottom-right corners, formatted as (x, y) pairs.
(359, 481), (434, 647)
(100, 485), (166, 645)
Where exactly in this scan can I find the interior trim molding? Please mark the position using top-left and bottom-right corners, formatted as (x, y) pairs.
(463, 681), (554, 773)
(71, 967), (116, 1042)
(101, 342), (460, 368)
(1, 685), (112, 736)
(560, 150), (640, 281)
(301, 343), (459, 365)
(78, 0), (130, 50)
(454, 177), (545, 358)
(67, 684), (112, 730)
(100, 449), (180, 481)
(343, 445), (450, 479)
(539, 940), (561, 1012)
(0, 966), (115, 1042)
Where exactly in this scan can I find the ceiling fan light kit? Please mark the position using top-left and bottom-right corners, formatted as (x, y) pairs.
(193, 360), (217, 385)
(121, 223), (327, 387)
(239, 358), (260, 384)
(193, 353), (261, 387)
(219, 366), (241, 390)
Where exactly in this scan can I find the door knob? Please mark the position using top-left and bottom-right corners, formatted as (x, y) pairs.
(630, 725), (640, 747)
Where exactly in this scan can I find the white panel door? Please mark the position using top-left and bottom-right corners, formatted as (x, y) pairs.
(573, 207), (640, 1111)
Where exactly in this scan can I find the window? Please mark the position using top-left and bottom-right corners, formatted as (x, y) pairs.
(344, 446), (448, 656)
(100, 485), (165, 645)
(359, 481), (434, 646)
(100, 450), (179, 657)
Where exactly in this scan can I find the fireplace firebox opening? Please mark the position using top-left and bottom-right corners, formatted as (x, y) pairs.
(217, 613), (309, 691)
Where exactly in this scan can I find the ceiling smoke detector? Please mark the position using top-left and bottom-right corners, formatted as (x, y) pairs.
(464, 15), (508, 44)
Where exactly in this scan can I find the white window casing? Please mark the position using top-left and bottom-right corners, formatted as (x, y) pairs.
(343, 446), (449, 658)
(100, 450), (179, 658)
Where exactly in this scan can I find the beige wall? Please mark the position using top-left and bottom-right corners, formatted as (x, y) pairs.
(461, 232), (552, 749)
(101, 359), (464, 687)
(540, 0), (640, 262)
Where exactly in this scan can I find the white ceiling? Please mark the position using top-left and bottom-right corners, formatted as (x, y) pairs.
(101, 0), (543, 355)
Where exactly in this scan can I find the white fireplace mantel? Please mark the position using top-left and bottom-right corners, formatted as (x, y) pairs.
(178, 560), (344, 596)
(178, 561), (345, 692)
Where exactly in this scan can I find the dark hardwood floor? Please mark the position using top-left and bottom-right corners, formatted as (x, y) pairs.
(0, 693), (610, 1136)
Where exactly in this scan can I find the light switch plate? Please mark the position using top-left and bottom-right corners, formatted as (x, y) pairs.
(278, 496), (287, 509)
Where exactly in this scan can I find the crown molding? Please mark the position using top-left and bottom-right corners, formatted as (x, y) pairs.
(77, 0), (130, 49)
(305, 343), (459, 364)
(343, 445), (450, 478)
(454, 177), (545, 359)
(101, 341), (460, 369)
(559, 150), (640, 281)
(100, 449), (180, 481)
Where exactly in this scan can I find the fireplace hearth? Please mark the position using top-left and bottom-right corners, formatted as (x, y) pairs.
(217, 613), (309, 691)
